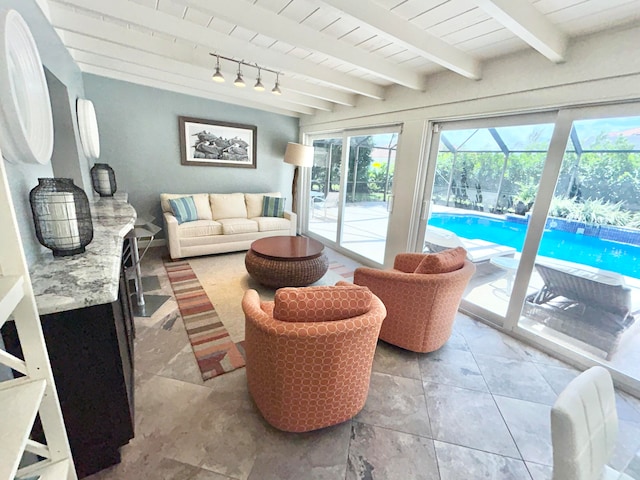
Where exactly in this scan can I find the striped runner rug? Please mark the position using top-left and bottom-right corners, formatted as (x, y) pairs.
(164, 260), (246, 381)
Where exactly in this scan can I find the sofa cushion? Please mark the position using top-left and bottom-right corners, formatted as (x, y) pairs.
(415, 247), (466, 274)
(218, 218), (259, 235)
(161, 193), (212, 220)
(178, 219), (223, 238)
(254, 216), (291, 232)
(210, 193), (247, 220)
(273, 285), (372, 323)
(262, 195), (285, 218)
(245, 192), (280, 219)
(169, 196), (198, 224)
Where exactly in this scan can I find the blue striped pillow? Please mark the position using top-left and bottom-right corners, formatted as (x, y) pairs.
(169, 196), (198, 224)
(262, 196), (285, 218)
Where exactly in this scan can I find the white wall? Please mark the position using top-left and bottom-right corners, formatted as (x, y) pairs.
(300, 22), (640, 267)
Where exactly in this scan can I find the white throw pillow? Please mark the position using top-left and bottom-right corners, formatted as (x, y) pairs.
(160, 193), (212, 220)
(210, 193), (247, 220)
(245, 192), (280, 219)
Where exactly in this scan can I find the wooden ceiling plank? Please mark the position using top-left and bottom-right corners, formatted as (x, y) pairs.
(472, 0), (568, 62)
(551, 1), (640, 36)
(50, 0), (384, 99)
(389, 0), (447, 21)
(275, 0), (320, 24)
(440, 19), (506, 45)
(426, 8), (493, 37)
(173, 0), (425, 89)
(182, 7), (212, 27)
(320, 0), (482, 79)
(409, 0), (479, 29)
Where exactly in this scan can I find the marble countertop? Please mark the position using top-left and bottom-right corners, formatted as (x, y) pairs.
(30, 194), (136, 315)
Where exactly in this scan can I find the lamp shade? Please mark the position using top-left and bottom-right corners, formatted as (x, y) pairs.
(283, 142), (313, 168)
(90, 163), (117, 197)
(29, 178), (93, 257)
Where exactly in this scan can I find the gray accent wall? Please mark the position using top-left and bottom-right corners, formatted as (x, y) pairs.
(1, 0), (89, 264)
(82, 73), (299, 232)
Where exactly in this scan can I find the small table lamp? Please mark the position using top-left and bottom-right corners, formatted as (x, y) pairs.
(283, 142), (314, 214)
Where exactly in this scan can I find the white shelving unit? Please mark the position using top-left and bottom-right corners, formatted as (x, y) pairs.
(0, 154), (76, 479)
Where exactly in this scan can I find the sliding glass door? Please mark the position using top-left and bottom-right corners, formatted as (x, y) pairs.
(420, 116), (555, 321)
(306, 128), (399, 265)
(419, 105), (640, 388)
(308, 136), (342, 243)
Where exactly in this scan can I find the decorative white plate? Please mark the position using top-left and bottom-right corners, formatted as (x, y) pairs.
(77, 98), (100, 159)
(0, 9), (53, 165)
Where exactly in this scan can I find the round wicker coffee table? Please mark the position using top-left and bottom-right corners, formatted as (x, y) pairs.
(245, 236), (329, 288)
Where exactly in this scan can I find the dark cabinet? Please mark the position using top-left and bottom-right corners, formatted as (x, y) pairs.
(2, 267), (135, 478)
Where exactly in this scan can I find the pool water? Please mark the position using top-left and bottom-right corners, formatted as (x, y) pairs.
(429, 213), (640, 279)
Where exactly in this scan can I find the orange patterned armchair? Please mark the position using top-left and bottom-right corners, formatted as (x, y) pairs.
(354, 247), (475, 353)
(242, 283), (386, 432)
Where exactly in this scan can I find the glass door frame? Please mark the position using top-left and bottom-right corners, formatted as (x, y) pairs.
(303, 124), (402, 268)
(416, 111), (559, 327)
(416, 103), (640, 394)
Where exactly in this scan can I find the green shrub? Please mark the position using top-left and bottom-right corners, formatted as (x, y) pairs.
(549, 197), (631, 226)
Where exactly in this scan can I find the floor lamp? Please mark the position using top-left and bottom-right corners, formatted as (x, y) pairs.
(283, 142), (314, 215)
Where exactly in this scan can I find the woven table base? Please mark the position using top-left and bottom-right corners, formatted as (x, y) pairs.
(245, 249), (329, 288)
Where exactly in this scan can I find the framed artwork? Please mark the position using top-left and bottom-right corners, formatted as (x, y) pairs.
(179, 116), (257, 168)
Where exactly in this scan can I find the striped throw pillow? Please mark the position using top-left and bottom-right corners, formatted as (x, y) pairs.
(262, 196), (285, 218)
(169, 196), (198, 224)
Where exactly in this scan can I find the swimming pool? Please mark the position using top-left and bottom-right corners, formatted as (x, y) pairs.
(428, 213), (640, 279)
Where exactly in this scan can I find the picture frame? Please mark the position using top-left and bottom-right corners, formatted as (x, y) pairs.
(179, 116), (257, 168)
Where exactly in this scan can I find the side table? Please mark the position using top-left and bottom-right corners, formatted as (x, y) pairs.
(125, 215), (169, 317)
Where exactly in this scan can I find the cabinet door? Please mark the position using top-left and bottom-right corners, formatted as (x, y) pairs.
(44, 305), (133, 477)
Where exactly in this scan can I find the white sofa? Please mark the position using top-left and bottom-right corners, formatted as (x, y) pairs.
(161, 192), (296, 259)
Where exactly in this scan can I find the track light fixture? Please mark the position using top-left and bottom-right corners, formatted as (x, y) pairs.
(209, 53), (283, 95)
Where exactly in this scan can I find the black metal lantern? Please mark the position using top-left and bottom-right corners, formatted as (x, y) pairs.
(90, 163), (117, 197)
(29, 178), (94, 257)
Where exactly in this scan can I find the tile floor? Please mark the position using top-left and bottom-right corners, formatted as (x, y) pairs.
(86, 247), (640, 480)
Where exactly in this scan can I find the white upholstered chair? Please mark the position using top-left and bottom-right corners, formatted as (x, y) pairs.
(551, 366), (633, 480)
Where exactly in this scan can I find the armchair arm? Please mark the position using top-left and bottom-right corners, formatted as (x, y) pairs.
(163, 211), (181, 260)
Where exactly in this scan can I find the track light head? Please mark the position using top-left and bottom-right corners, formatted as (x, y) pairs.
(254, 67), (265, 91)
(212, 55), (225, 83)
(272, 73), (282, 95)
(234, 62), (246, 87)
(212, 66), (224, 83)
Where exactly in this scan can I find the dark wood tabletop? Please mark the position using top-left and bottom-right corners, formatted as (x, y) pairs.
(250, 236), (324, 260)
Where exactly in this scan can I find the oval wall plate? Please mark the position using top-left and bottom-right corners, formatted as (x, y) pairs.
(77, 98), (100, 159)
(0, 9), (53, 165)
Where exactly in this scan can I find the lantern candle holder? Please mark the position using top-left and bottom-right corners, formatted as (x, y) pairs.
(90, 163), (117, 197)
(29, 178), (94, 257)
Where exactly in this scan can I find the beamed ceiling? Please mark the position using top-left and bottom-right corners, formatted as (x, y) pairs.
(46, 0), (640, 117)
